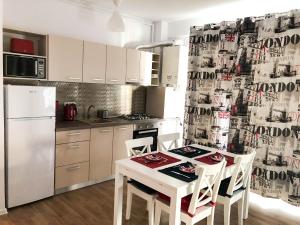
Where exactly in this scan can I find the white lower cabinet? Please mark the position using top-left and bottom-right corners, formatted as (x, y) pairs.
(112, 125), (133, 174)
(56, 141), (90, 167)
(55, 162), (89, 189)
(55, 124), (133, 191)
(89, 127), (114, 180)
(55, 129), (90, 190)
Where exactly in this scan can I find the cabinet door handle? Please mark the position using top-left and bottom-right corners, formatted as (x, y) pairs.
(93, 78), (104, 81)
(67, 132), (81, 136)
(68, 144), (81, 149)
(67, 165), (81, 171)
(119, 127), (127, 130)
(128, 78), (138, 81)
(110, 79), (119, 82)
(99, 130), (110, 133)
(68, 77), (81, 80)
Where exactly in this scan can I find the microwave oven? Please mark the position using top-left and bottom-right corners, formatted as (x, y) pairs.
(4, 54), (46, 79)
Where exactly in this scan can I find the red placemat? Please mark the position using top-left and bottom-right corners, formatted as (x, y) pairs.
(131, 152), (181, 169)
(195, 153), (234, 167)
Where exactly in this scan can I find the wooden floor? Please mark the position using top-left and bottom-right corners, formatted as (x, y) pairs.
(0, 180), (299, 225)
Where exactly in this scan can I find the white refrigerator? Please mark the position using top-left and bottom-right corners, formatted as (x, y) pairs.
(5, 85), (56, 208)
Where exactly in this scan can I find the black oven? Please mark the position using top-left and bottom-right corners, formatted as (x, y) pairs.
(4, 54), (46, 79)
(133, 126), (158, 152)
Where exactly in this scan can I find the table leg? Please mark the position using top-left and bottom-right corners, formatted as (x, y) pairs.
(169, 194), (181, 225)
(243, 176), (250, 219)
(113, 166), (124, 225)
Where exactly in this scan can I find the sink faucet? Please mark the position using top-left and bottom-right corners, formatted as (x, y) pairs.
(87, 105), (95, 120)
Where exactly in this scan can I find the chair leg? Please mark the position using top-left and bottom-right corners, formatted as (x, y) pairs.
(154, 203), (162, 225)
(238, 196), (244, 225)
(148, 200), (155, 225)
(207, 208), (215, 225)
(224, 203), (231, 225)
(125, 188), (133, 220)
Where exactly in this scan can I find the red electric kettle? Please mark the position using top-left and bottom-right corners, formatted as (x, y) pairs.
(64, 103), (78, 121)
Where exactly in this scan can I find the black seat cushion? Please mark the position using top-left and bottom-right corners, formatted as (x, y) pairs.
(127, 180), (157, 194)
(218, 177), (246, 197)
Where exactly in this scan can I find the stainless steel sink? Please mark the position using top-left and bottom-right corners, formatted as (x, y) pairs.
(89, 119), (114, 124)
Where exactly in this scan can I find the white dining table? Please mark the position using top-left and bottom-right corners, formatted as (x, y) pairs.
(113, 144), (250, 225)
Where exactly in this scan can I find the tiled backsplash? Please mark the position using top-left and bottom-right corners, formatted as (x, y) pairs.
(4, 79), (146, 121)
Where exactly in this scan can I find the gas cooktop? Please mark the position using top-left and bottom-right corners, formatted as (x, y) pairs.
(123, 113), (153, 121)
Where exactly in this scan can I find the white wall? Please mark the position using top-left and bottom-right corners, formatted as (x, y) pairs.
(168, 0), (300, 42)
(0, 0), (6, 215)
(3, 0), (153, 47)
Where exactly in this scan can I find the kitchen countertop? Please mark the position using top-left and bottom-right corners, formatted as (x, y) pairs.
(56, 117), (179, 132)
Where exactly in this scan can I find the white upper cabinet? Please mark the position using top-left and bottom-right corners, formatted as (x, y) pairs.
(126, 49), (140, 83)
(48, 35), (83, 82)
(139, 51), (152, 86)
(161, 46), (188, 87)
(106, 45), (126, 85)
(83, 41), (106, 84)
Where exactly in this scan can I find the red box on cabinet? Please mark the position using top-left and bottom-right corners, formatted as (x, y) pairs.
(10, 38), (34, 54)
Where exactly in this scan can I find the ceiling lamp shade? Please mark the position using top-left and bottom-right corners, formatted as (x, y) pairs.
(107, 10), (125, 32)
(107, 0), (125, 32)
(112, 0), (123, 7)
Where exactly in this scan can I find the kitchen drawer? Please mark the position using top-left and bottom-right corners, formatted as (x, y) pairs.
(56, 129), (90, 144)
(56, 141), (90, 167)
(55, 162), (89, 189)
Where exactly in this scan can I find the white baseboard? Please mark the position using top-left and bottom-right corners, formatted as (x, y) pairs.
(0, 208), (7, 215)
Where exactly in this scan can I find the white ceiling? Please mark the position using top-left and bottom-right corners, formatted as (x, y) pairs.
(62, 0), (239, 21)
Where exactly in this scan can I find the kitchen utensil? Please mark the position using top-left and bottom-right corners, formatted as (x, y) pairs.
(98, 110), (109, 119)
(64, 102), (77, 121)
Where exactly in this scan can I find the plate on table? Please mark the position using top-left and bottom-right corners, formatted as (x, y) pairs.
(179, 165), (195, 174)
(210, 154), (224, 162)
(182, 146), (197, 153)
(144, 154), (163, 162)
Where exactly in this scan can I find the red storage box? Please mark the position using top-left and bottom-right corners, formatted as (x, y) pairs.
(10, 38), (34, 54)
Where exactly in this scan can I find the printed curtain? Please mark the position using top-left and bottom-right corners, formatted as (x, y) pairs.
(184, 9), (300, 206)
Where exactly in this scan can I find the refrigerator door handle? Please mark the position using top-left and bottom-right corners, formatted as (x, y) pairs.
(10, 117), (54, 121)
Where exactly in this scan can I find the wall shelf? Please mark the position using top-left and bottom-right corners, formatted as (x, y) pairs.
(3, 51), (47, 59)
(151, 53), (160, 86)
(3, 28), (47, 57)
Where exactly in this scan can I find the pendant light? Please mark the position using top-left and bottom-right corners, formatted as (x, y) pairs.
(107, 0), (125, 32)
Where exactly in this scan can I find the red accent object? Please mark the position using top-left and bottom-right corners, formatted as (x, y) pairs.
(56, 101), (59, 112)
(221, 73), (233, 81)
(218, 111), (230, 119)
(10, 38), (34, 55)
(225, 34), (236, 42)
(195, 153), (234, 167)
(64, 103), (78, 121)
(158, 193), (216, 217)
(131, 152), (181, 169)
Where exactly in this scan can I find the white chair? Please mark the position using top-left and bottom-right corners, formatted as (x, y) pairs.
(216, 150), (256, 225)
(157, 132), (180, 151)
(154, 159), (226, 225)
(125, 137), (156, 225)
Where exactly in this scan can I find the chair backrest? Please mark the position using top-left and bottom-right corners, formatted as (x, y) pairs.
(188, 159), (226, 215)
(157, 132), (180, 151)
(226, 150), (256, 196)
(125, 137), (153, 157)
